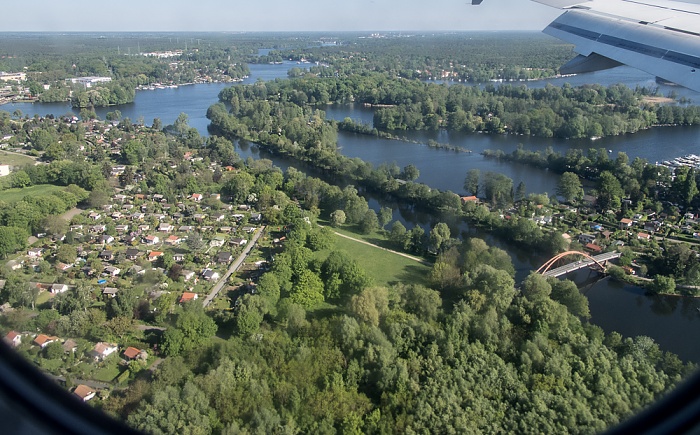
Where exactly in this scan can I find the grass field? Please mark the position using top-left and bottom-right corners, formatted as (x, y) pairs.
(0, 184), (64, 203)
(0, 151), (35, 168)
(315, 229), (431, 288)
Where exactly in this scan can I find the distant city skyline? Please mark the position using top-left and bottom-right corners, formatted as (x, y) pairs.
(4, 0), (560, 32)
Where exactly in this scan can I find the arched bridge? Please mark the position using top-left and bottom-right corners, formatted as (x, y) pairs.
(536, 251), (622, 278)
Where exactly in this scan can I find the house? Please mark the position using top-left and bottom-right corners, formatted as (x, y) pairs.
(73, 385), (96, 402)
(115, 224), (130, 233)
(193, 213), (207, 222)
(179, 292), (198, 303)
(585, 243), (603, 253)
(50, 283), (69, 294)
(4, 331), (21, 347)
(125, 248), (142, 260)
(102, 287), (119, 298)
(212, 213), (226, 222)
(158, 223), (174, 232)
(210, 193), (221, 201)
(104, 266), (121, 277)
(143, 235), (160, 245)
(460, 195), (479, 204)
(62, 339), (77, 353)
(91, 342), (117, 361)
(148, 251), (164, 262)
(231, 238), (247, 247)
(202, 269), (220, 281)
(578, 234), (596, 245)
(181, 269), (195, 281)
(242, 226), (257, 234)
(619, 218), (633, 229)
(99, 250), (115, 261)
(250, 213), (262, 222)
(217, 252), (233, 264)
(209, 236), (226, 247)
(179, 225), (194, 232)
(191, 193), (203, 202)
(88, 212), (101, 221)
(34, 334), (59, 348)
(165, 235), (182, 245)
(637, 232), (652, 241)
(220, 226), (232, 233)
(90, 224), (106, 233)
(644, 221), (662, 233)
(173, 253), (186, 262)
(131, 212), (145, 220)
(123, 346), (146, 361)
(27, 248), (43, 258)
(138, 224), (151, 232)
(57, 261), (74, 272)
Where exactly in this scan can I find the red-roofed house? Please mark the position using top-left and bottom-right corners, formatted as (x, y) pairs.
(73, 385), (96, 402)
(33, 334), (59, 348)
(585, 243), (603, 253)
(619, 218), (633, 229)
(191, 193), (203, 202)
(180, 292), (198, 303)
(4, 331), (21, 347)
(638, 232), (652, 241)
(148, 251), (164, 262)
(123, 346), (146, 361)
(460, 196), (479, 204)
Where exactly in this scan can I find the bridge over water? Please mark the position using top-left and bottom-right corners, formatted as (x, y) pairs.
(537, 251), (622, 278)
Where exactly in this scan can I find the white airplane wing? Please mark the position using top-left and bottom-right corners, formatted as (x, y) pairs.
(476, 0), (700, 92)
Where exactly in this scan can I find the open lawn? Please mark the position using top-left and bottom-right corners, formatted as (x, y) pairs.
(0, 184), (64, 203)
(316, 230), (431, 288)
(0, 151), (35, 168)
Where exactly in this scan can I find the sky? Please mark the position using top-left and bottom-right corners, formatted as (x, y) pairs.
(3, 0), (561, 32)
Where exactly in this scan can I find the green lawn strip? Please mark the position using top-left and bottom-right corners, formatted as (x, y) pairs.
(92, 362), (123, 382)
(0, 184), (64, 203)
(316, 231), (431, 288)
(0, 151), (35, 168)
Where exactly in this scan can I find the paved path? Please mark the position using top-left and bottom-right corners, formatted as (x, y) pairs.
(27, 207), (83, 246)
(332, 231), (432, 267)
(46, 374), (110, 390)
(203, 226), (266, 307)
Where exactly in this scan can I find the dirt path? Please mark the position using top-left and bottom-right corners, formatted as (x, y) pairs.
(332, 231), (432, 267)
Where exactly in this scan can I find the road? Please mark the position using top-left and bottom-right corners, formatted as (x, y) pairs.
(45, 374), (109, 390)
(332, 231), (432, 267)
(202, 226), (265, 307)
(27, 207), (83, 246)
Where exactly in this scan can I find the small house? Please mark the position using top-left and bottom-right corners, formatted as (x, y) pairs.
(34, 334), (59, 348)
(91, 342), (117, 361)
(73, 385), (96, 402)
(3, 331), (21, 347)
(50, 283), (69, 294)
(179, 292), (198, 303)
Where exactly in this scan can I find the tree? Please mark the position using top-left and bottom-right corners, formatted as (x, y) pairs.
(483, 171), (513, 208)
(152, 118), (163, 131)
(186, 232), (205, 253)
(515, 181), (527, 202)
(557, 172), (584, 203)
(56, 244), (77, 264)
(359, 209), (379, 234)
(597, 171), (623, 210)
(378, 207), (393, 229)
(290, 270), (324, 309)
(464, 169), (480, 196)
(429, 222), (451, 253)
(330, 210), (346, 227)
(11, 170), (32, 188)
(402, 164), (420, 181)
(389, 221), (408, 248)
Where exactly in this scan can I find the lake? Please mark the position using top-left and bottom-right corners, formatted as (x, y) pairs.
(4, 62), (700, 362)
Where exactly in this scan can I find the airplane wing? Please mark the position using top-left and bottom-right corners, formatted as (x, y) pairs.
(477, 0), (700, 92)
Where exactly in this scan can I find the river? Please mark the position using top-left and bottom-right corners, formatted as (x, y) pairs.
(3, 63), (700, 362)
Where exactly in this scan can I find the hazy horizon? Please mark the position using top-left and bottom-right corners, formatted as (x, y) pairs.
(3, 0), (560, 32)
